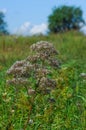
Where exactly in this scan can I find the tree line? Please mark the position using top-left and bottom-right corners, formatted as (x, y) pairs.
(0, 5), (85, 35)
(0, 11), (9, 35)
(48, 6), (85, 33)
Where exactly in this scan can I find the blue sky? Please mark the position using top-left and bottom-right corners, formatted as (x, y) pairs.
(0, 0), (86, 35)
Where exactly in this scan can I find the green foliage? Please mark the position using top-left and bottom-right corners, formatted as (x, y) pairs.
(0, 12), (9, 35)
(48, 5), (85, 33)
(0, 31), (86, 129)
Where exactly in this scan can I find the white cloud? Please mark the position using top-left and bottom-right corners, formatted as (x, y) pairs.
(79, 20), (86, 35)
(80, 25), (86, 35)
(14, 22), (31, 35)
(0, 8), (7, 14)
(30, 23), (48, 35)
(14, 22), (48, 36)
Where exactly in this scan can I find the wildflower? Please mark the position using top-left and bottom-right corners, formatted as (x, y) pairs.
(2, 92), (7, 99)
(4, 97), (11, 103)
(35, 68), (51, 79)
(48, 58), (60, 68)
(2, 92), (7, 97)
(28, 88), (35, 95)
(7, 60), (26, 74)
(26, 54), (40, 63)
(6, 41), (60, 95)
(7, 78), (28, 85)
(39, 77), (56, 90)
(30, 41), (59, 56)
(11, 109), (15, 113)
(80, 73), (86, 78)
(29, 119), (33, 124)
(7, 60), (33, 77)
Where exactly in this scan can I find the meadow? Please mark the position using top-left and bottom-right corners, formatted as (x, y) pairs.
(0, 31), (86, 130)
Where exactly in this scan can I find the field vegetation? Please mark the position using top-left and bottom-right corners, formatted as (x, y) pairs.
(0, 31), (86, 130)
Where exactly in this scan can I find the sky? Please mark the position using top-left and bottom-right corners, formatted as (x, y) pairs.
(0, 0), (86, 35)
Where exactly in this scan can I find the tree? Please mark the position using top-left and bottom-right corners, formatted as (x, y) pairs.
(48, 5), (85, 33)
(0, 11), (9, 35)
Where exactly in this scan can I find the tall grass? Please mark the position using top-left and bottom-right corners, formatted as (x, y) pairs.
(0, 31), (86, 68)
(0, 31), (86, 130)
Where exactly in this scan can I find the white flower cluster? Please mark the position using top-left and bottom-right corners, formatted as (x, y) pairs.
(30, 41), (59, 56)
(39, 77), (56, 94)
(7, 41), (60, 95)
(7, 60), (33, 76)
(80, 73), (86, 79)
(28, 41), (60, 68)
(7, 78), (28, 85)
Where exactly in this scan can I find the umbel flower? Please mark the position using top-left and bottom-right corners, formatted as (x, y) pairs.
(6, 41), (60, 95)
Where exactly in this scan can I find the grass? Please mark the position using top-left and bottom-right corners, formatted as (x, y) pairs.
(0, 31), (86, 130)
